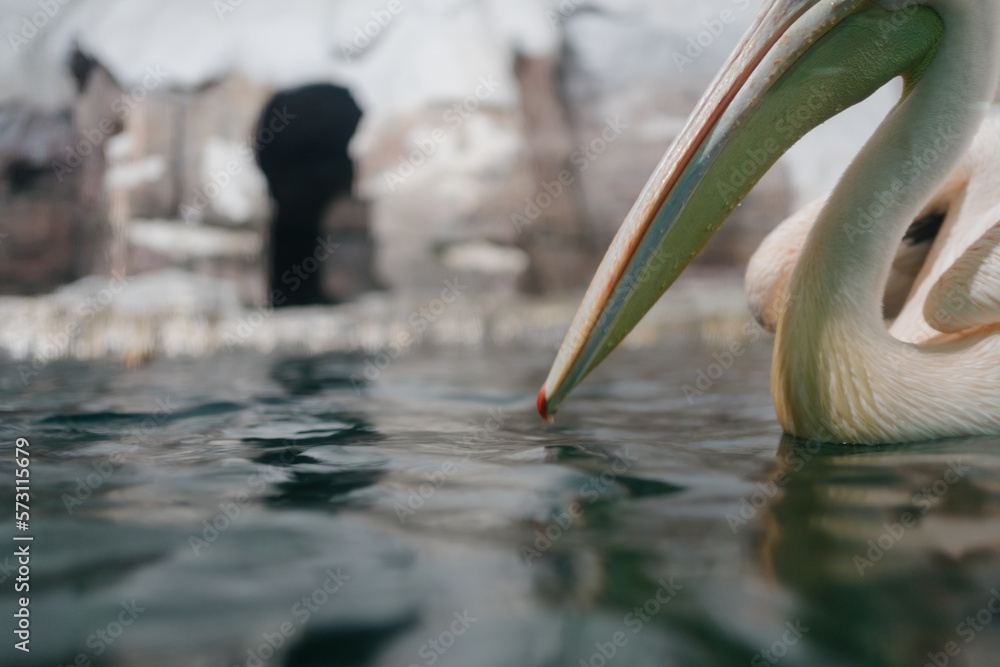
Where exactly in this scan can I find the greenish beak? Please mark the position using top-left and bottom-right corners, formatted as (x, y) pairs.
(538, 0), (944, 421)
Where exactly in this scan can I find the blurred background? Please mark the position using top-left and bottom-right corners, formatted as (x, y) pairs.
(0, 0), (902, 358)
(7, 6), (1000, 667)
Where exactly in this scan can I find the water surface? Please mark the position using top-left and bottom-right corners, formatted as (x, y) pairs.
(2, 337), (999, 667)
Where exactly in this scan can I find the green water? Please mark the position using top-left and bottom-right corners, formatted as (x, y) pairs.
(1, 337), (999, 666)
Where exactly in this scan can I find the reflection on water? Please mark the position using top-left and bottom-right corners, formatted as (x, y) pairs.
(1, 340), (999, 666)
(761, 437), (1000, 667)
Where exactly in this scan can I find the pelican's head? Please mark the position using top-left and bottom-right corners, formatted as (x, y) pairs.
(538, 0), (946, 421)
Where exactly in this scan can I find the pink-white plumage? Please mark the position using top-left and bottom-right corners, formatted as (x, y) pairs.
(748, 114), (1000, 345)
(539, 0), (1000, 444)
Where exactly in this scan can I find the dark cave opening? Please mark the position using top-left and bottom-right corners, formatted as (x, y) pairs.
(4, 160), (50, 194)
(255, 83), (376, 306)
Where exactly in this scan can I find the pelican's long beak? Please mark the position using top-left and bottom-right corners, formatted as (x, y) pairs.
(538, 0), (945, 420)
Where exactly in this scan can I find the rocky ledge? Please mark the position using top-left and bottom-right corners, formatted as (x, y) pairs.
(0, 270), (753, 369)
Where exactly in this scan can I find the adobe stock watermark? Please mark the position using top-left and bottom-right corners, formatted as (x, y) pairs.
(382, 76), (503, 191)
(672, 0), (754, 73)
(511, 116), (628, 234)
(338, 0), (411, 60)
(685, 287), (797, 405)
(188, 449), (298, 556)
(61, 398), (176, 513)
(236, 567), (351, 667)
(61, 446), (138, 513)
(682, 319), (766, 403)
(54, 600), (145, 667)
(394, 407), (506, 524)
(578, 578), (683, 667)
(544, 0), (584, 30)
(853, 460), (969, 576)
(841, 1), (955, 244)
(408, 611), (478, 667)
(715, 81), (836, 205)
(18, 271), (132, 386)
(52, 66), (171, 182)
(844, 121), (963, 242)
(751, 620), (810, 666)
(7, 0), (75, 54)
(521, 449), (639, 565)
(924, 589), (1000, 667)
(877, 0), (925, 39)
(181, 106), (296, 224)
(222, 235), (340, 350)
(349, 277), (468, 393)
(726, 437), (823, 534)
(554, 245), (676, 365)
(213, 0), (245, 20)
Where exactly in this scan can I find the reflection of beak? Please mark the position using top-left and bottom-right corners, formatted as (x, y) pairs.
(538, 0), (945, 420)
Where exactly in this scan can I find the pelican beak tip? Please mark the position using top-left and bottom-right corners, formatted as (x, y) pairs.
(537, 384), (554, 423)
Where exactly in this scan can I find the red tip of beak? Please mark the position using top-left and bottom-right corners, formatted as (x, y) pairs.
(537, 384), (553, 423)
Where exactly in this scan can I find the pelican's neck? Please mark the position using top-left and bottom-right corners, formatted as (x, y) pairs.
(774, 2), (1000, 441)
(787, 3), (999, 335)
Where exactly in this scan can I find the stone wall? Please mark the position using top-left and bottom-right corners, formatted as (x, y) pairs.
(0, 104), (81, 294)
(3, 0), (906, 303)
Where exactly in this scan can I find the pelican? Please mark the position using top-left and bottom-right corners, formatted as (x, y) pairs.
(537, 0), (1000, 444)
